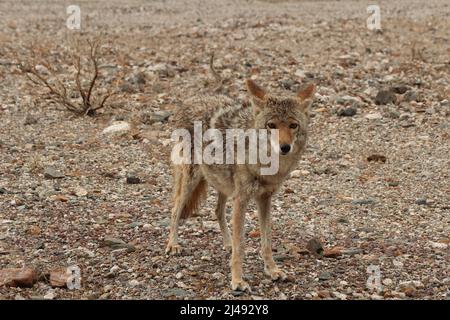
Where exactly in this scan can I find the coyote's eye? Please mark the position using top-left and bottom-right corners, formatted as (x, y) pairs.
(267, 122), (277, 129)
(289, 123), (298, 129)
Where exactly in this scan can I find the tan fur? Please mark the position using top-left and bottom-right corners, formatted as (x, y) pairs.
(166, 79), (316, 292)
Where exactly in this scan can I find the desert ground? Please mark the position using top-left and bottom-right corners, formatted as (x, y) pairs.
(0, 0), (449, 299)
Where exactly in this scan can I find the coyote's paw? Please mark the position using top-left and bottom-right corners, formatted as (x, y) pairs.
(265, 267), (287, 281)
(165, 243), (182, 255)
(231, 279), (251, 293)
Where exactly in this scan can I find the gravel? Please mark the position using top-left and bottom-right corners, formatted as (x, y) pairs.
(0, 0), (449, 300)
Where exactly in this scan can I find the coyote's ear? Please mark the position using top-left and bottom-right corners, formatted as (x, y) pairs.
(297, 83), (316, 114)
(297, 83), (316, 101)
(246, 79), (266, 112)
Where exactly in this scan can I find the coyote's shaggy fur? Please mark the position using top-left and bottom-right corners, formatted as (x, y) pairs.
(166, 79), (316, 292)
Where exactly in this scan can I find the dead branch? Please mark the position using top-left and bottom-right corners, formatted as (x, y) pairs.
(21, 40), (114, 117)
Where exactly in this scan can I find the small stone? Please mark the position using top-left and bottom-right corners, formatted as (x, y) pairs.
(415, 198), (428, 206)
(404, 90), (420, 102)
(323, 246), (343, 258)
(175, 272), (183, 280)
(100, 238), (136, 252)
(367, 154), (387, 163)
(129, 279), (140, 287)
(391, 85), (408, 94)
(318, 290), (331, 298)
(337, 106), (357, 117)
(0, 267), (38, 287)
(44, 167), (65, 179)
(306, 238), (324, 256)
(375, 89), (396, 105)
(332, 291), (347, 300)
(429, 241), (448, 249)
(352, 198), (376, 205)
(49, 267), (68, 288)
(382, 278), (393, 286)
(102, 121), (131, 135)
(126, 176), (141, 184)
(74, 187), (88, 197)
(365, 112), (383, 120)
(142, 223), (152, 231)
(43, 290), (56, 300)
(318, 271), (332, 281)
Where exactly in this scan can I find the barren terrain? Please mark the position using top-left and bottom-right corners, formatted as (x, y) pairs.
(0, 0), (449, 299)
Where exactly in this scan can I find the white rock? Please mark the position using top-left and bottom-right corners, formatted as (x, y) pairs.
(102, 121), (130, 135)
(175, 272), (183, 280)
(382, 278), (394, 286)
(44, 290), (56, 300)
(429, 241), (448, 249)
(129, 279), (140, 287)
(290, 170), (309, 178)
(143, 223), (152, 231)
(74, 186), (88, 197)
(365, 112), (383, 120)
(332, 291), (347, 300)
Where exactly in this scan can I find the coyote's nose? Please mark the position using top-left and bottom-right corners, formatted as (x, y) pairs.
(280, 144), (291, 154)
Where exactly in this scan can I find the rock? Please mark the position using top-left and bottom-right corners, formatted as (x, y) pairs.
(323, 246), (344, 258)
(44, 290), (56, 300)
(391, 85), (408, 94)
(161, 287), (190, 298)
(24, 114), (38, 125)
(352, 198), (376, 205)
(306, 238), (324, 256)
(44, 166), (65, 179)
(102, 121), (131, 135)
(290, 169), (309, 178)
(129, 279), (140, 287)
(318, 290), (331, 298)
(126, 176), (141, 184)
(382, 278), (393, 286)
(100, 238), (136, 252)
(365, 112), (383, 120)
(74, 186), (88, 197)
(132, 72), (146, 85)
(142, 223), (152, 231)
(49, 267), (68, 288)
(150, 110), (172, 124)
(367, 154), (387, 163)
(332, 291), (347, 300)
(404, 90), (420, 102)
(318, 271), (332, 281)
(429, 241), (448, 249)
(175, 272), (183, 280)
(0, 267), (38, 287)
(415, 198), (428, 206)
(375, 89), (396, 105)
(337, 106), (357, 117)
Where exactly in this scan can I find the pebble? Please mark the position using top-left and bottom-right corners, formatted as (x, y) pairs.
(44, 167), (65, 179)
(102, 121), (131, 135)
(337, 106), (357, 117)
(375, 89), (396, 105)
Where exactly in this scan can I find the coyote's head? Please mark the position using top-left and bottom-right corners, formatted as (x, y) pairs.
(246, 79), (316, 156)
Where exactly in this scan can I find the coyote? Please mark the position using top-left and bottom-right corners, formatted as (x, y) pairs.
(166, 79), (316, 292)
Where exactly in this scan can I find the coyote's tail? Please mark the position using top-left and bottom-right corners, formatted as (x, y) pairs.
(173, 164), (208, 220)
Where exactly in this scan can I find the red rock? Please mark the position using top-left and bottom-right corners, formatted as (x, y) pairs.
(323, 246), (344, 258)
(0, 267), (38, 287)
(49, 267), (69, 288)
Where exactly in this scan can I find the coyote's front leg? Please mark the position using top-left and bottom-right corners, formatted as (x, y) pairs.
(256, 193), (287, 281)
(230, 195), (251, 292)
